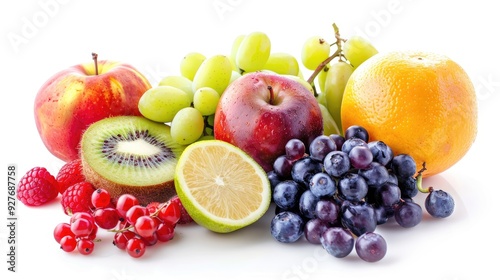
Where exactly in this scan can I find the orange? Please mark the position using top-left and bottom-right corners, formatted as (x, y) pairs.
(341, 51), (477, 177)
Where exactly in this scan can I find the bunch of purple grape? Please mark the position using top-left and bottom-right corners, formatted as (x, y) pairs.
(268, 125), (455, 262)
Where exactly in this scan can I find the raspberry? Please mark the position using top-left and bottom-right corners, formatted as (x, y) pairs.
(168, 195), (194, 224)
(61, 181), (95, 215)
(56, 159), (85, 194)
(17, 167), (59, 206)
(146, 201), (161, 214)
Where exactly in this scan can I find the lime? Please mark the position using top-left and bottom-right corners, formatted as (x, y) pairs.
(174, 140), (271, 233)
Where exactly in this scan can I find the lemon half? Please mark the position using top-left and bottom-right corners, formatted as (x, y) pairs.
(174, 140), (271, 233)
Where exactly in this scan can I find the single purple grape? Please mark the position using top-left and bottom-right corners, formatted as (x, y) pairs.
(309, 172), (336, 198)
(285, 139), (306, 161)
(425, 189), (454, 218)
(323, 151), (350, 178)
(349, 145), (373, 169)
(368, 140), (393, 166)
(315, 199), (339, 224)
(309, 135), (336, 161)
(320, 227), (354, 258)
(344, 125), (369, 142)
(338, 173), (368, 203)
(304, 218), (329, 244)
(355, 232), (387, 262)
(270, 211), (304, 243)
(394, 200), (422, 228)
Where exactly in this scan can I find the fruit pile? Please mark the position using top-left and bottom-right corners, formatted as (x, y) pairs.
(268, 125), (455, 262)
(17, 22), (476, 262)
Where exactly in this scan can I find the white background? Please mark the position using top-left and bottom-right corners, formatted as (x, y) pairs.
(1, 1), (499, 279)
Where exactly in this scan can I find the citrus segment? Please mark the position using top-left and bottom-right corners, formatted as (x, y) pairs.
(174, 140), (271, 233)
(341, 51), (477, 177)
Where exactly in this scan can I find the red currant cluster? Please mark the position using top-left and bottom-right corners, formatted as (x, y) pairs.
(53, 188), (182, 258)
(54, 212), (98, 255)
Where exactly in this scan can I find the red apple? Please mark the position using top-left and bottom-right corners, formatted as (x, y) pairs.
(34, 53), (151, 162)
(214, 72), (323, 172)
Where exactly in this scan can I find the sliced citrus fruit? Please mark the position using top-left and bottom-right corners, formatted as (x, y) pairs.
(174, 140), (271, 233)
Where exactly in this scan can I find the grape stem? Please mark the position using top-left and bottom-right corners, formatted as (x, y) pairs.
(92, 52), (99, 75)
(415, 162), (432, 193)
(306, 23), (346, 86)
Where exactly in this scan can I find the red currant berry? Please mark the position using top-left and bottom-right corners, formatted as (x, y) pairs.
(93, 208), (120, 229)
(158, 201), (181, 225)
(88, 223), (98, 240)
(141, 233), (158, 246)
(70, 218), (93, 238)
(116, 218), (130, 230)
(126, 238), (146, 258)
(53, 222), (74, 243)
(156, 222), (175, 242)
(125, 205), (149, 225)
(91, 188), (111, 209)
(116, 194), (139, 218)
(70, 212), (94, 224)
(134, 216), (157, 238)
(113, 231), (136, 250)
(60, 235), (77, 252)
(77, 239), (94, 255)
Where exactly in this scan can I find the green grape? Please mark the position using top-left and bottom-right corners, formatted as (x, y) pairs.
(192, 54), (233, 95)
(236, 31), (271, 73)
(316, 92), (327, 107)
(230, 70), (242, 84)
(324, 61), (354, 129)
(180, 52), (206, 81)
(158, 75), (194, 103)
(301, 36), (331, 70)
(193, 87), (220, 116)
(170, 107), (204, 145)
(319, 103), (341, 136)
(229, 34), (245, 71)
(283, 74), (314, 95)
(317, 64), (330, 93)
(343, 35), (378, 68)
(138, 86), (191, 123)
(263, 52), (300, 76)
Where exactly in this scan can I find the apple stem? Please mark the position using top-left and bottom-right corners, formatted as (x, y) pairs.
(92, 52), (99, 75)
(267, 86), (274, 104)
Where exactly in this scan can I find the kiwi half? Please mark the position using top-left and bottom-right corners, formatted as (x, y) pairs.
(80, 116), (185, 205)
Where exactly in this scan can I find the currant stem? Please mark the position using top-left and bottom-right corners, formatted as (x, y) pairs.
(108, 202), (169, 233)
(92, 52), (99, 75)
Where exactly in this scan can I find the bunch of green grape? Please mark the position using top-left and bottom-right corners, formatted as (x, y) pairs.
(137, 31), (311, 146)
(137, 53), (230, 146)
(300, 31), (379, 133)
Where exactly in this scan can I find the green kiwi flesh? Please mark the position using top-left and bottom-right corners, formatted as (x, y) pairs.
(80, 116), (186, 205)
